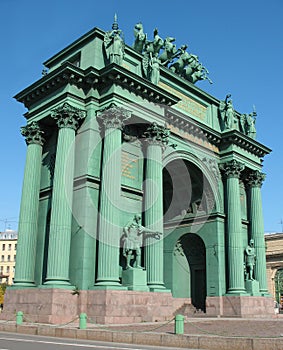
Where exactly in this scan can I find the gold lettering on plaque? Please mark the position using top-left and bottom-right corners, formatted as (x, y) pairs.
(159, 82), (207, 120)
(122, 152), (137, 180)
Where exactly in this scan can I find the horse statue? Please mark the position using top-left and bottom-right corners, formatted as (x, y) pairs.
(133, 22), (147, 53)
(169, 45), (191, 74)
(158, 37), (178, 66)
(144, 28), (164, 56)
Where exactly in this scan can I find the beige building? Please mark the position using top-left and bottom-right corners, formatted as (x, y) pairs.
(265, 232), (283, 303)
(0, 230), (17, 285)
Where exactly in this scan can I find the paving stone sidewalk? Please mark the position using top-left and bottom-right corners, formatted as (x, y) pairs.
(94, 316), (283, 339)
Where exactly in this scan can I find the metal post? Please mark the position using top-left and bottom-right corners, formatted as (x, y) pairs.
(16, 311), (23, 325)
(79, 313), (87, 330)
(174, 314), (184, 334)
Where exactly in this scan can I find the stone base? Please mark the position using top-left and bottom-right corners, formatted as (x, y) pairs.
(245, 279), (260, 296)
(122, 268), (149, 291)
(1, 288), (188, 324)
(0, 288), (275, 324)
(206, 295), (274, 318)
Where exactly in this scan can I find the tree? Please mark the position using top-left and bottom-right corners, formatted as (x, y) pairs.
(0, 283), (7, 305)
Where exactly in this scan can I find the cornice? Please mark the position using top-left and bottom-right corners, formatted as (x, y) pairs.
(14, 62), (180, 110)
(220, 129), (271, 158)
(93, 63), (181, 106)
(165, 109), (222, 147)
(14, 62), (88, 109)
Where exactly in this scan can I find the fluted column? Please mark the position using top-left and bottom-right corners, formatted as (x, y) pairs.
(220, 160), (246, 294)
(245, 170), (269, 294)
(143, 123), (170, 291)
(14, 122), (44, 287)
(44, 103), (86, 287)
(95, 104), (131, 288)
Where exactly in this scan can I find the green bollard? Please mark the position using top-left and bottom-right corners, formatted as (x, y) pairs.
(174, 314), (184, 334)
(16, 311), (23, 326)
(79, 313), (87, 330)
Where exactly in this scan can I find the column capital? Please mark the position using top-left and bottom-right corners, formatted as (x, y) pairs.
(21, 121), (44, 146)
(96, 103), (131, 130)
(245, 170), (266, 188)
(51, 102), (86, 130)
(219, 159), (245, 179)
(143, 122), (170, 148)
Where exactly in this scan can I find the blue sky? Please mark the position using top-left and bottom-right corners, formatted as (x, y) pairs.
(0, 0), (282, 232)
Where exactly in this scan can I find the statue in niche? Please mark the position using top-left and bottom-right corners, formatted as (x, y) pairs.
(104, 14), (125, 65)
(133, 22), (147, 53)
(122, 214), (162, 269)
(219, 94), (237, 130)
(244, 239), (256, 280)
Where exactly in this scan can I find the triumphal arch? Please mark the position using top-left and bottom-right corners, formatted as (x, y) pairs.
(3, 17), (273, 323)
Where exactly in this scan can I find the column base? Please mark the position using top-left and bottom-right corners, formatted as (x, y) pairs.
(226, 288), (248, 296)
(10, 282), (36, 289)
(93, 280), (127, 290)
(148, 283), (171, 293)
(42, 280), (74, 289)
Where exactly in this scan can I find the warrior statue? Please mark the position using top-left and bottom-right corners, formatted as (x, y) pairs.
(122, 214), (162, 269)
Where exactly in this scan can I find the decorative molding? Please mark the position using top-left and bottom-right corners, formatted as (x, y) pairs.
(244, 170), (266, 188)
(143, 122), (170, 148)
(21, 121), (44, 146)
(96, 103), (131, 130)
(51, 102), (86, 130)
(202, 157), (221, 181)
(219, 159), (245, 179)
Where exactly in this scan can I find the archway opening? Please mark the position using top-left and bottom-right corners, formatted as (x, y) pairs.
(163, 158), (215, 222)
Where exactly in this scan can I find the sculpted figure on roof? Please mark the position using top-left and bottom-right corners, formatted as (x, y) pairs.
(133, 22), (212, 85)
(104, 14), (125, 65)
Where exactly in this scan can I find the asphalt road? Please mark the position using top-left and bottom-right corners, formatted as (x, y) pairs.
(0, 332), (199, 350)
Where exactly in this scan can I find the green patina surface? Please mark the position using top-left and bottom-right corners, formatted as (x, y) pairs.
(12, 17), (271, 312)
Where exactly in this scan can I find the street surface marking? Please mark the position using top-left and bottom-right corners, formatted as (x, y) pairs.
(0, 336), (142, 349)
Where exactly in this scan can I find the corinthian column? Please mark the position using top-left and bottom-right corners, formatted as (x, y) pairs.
(143, 123), (170, 291)
(95, 104), (131, 288)
(44, 103), (86, 287)
(14, 122), (44, 287)
(220, 160), (247, 294)
(245, 170), (269, 295)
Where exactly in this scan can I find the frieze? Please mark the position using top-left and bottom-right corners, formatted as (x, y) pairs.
(167, 123), (219, 153)
(159, 82), (207, 120)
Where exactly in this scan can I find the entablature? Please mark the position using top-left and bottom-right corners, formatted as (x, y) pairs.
(220, 129), (271, 158)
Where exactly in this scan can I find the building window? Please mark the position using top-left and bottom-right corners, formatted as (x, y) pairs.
(14, 255), (16, 261)
(8, 244), (11, 251)
(2, 244), (5, 251)
(6, 266), (10, 273)
(0, 266), (3, 274)
(15, 244), (17, 250)
(1, 255), (4, 262)
(7, 255), (10, 262)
